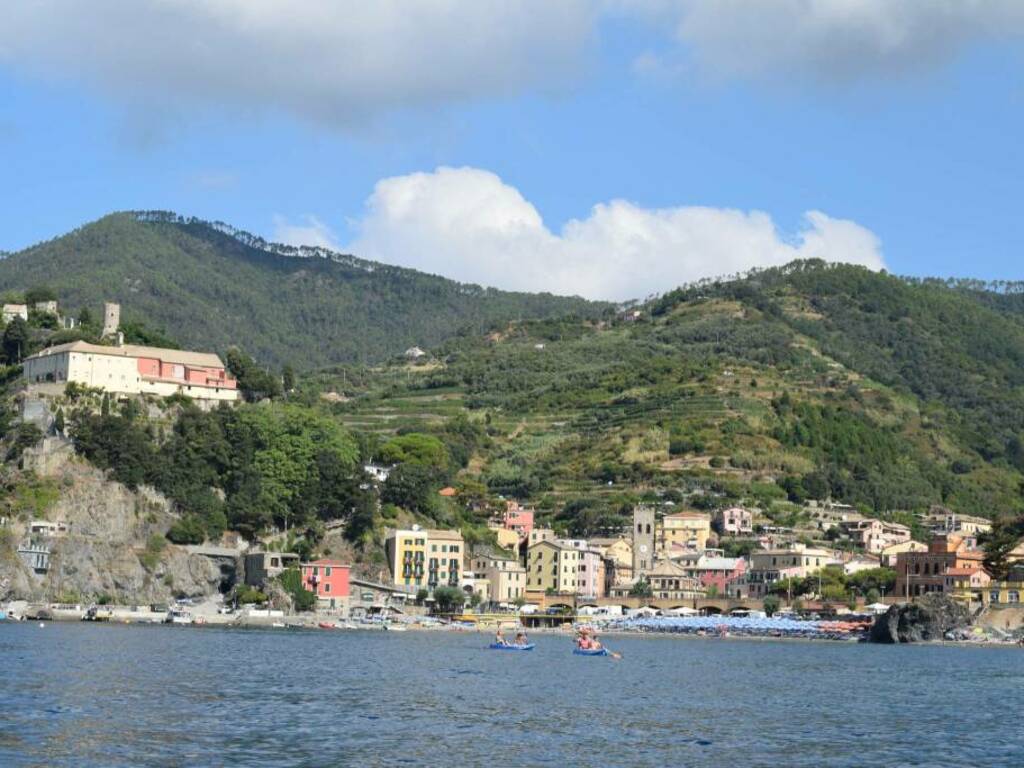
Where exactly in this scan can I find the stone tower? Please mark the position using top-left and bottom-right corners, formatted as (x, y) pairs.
(632, 505), (655, 577)
(102, 301), (121, 338)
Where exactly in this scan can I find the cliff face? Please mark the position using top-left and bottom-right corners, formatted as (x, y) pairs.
(869, 594), (972, 643)
(0, 452), (224, 604)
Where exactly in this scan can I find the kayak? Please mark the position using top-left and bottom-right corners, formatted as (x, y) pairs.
(573, 648), (609, 656)
(488, 643), (535, 651)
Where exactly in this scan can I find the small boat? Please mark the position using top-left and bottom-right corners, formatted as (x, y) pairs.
(573, 647), (610, 656)
(382, 622), (407, 632)
(165, 608), (193, 625)
(271, 621), (286, 628)
(488, 643), (535, 651)
(318, 621), (338, 630)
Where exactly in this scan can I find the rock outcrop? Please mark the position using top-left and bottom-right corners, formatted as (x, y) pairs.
(869, 593), (971, 643)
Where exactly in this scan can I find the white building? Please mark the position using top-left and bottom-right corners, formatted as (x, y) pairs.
(23, 340), (239, 402)
(3, 303), (28, 323)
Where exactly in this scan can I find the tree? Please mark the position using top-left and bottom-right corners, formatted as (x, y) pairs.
(54, 408), (65, 435)
(279, 568), (317, 612)
(629, 578), (653, 599)
(25, 286), (57, 305)
(865, 588), (881, 604)
(282, 364), (296, 393)
(166, 515), (206, 545)
(226, 347), (283, 402)
(763, 594), (781, 617)
(2, 316), (30, 363)
(415, 588), (429, 605)
(431, 585), (464, 613)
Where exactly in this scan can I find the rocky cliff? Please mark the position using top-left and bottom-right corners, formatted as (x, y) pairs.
(0, 449), (227, 605)
(869, 594), (972, 643)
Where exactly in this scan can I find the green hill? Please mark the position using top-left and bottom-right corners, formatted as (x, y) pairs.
(324, 261), (1024, 532)
(0, 212), (603, 367)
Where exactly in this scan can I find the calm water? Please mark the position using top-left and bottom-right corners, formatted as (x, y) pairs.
(2, 623), (1023, 767)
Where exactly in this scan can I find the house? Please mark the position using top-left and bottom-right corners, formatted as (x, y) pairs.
(404, 346), (426, 359)
(2, 303), (28, 323)
(438, 486), (457, 498)
(487, 525), (521, 551)
(384, 526), (465, 594)
(838, 519), (911, 554)
(745, 545), (836, 599)
(681, 555), (746, 596)
(841, 553), (881, 575)
(943, 567), (990, 604)
(985, 563), (1024, 606)
(893, 535), (986, 599)
(471, 552), (527, 605)
(23, 340), (238, 402)
(300, 559), (351, 611)
(634, 559), (704, 601)
(494, 500), (535, 541)
(363, 463), (392, 483)
(880, 539), (928, 568)
(526, 538), (600, 596)
(348, 578), (411, 617)
(29, 520), (69, 537)
(244, 551), (299, 586)
(658, 511), (712, 553)
(716, 507), (753, 536)
(33, 300), (59, 316)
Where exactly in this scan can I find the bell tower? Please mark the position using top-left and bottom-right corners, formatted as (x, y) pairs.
(632, 505), (655, 577)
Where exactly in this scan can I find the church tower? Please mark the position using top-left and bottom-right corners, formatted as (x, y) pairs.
(632, 505), (655, 577)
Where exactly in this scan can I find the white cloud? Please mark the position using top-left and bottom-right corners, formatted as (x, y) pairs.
(0, 1), (596, 128)
(651, 0), (1024, 84)
(345, 166), (884, 300)
(273, 215), (340, 250)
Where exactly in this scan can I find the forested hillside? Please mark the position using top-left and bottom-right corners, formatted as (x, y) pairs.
(0, 212), (602, 367)
(320, 261), (1024, 538)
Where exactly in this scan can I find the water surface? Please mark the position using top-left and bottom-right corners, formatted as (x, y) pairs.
(1, 623), (1021, 767)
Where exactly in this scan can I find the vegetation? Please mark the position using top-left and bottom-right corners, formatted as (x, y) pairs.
(0, 212), (603, 367)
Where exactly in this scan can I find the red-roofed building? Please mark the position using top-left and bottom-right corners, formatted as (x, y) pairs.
(497, 500), (534, 541)
(895, 535), (986, 600)
(438, 486), (457, 497)
(301, 559), (351, 611)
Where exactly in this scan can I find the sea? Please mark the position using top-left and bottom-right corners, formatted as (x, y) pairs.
(1, 622), (1022, 767)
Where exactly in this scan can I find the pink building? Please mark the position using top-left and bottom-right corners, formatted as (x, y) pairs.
(577, 547), (605, 599)
(498, 501), (534, 541)
(300, 559), (351, 610)
(717, 507), (753, 536)
(684, 556), (746, 595)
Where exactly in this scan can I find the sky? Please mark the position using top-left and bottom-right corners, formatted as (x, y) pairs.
(1, 1), (1023, 300)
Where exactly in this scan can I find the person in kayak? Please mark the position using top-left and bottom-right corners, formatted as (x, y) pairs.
(495, 627), (508, 646)
(514, 630), (528, 646)
(577, 627), (603, 651)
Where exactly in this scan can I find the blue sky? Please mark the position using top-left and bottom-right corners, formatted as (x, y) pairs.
(2, 2), (1023, 299)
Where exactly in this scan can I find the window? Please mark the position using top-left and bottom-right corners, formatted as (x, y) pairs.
(325, 567), (332, 577)
(1010, 591), (1020, 604)
(325, 584), (331, 593)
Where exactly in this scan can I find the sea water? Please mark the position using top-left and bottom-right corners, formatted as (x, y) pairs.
(1, 623), (1021, 767)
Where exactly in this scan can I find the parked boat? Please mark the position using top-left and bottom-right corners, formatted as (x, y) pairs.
(318, 621), (338, 630)
(382, 622), (407, 632)
(164, 608), (193, 625)
(488, 642), (535, 651)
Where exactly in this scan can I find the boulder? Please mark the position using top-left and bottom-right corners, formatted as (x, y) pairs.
(869, 593), (971, 643)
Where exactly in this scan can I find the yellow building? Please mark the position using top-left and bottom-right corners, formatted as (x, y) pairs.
(659, 511), (712, 553)
(879, 539), (928, 568)
(385, 526), (465, 594)
(984, 563), (1024, 606)
(526, 539), (582, 594)
(487, 525), (521, 551)
(471, 553), (527, 605)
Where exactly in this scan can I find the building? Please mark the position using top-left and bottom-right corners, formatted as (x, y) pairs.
(716, 507), (753, 536)
(404, 346), (426, 359)
(29, 520), (69, 536)
(659, 511), (712, 553)
(2, 303), (28, 323)
(527, 539), (585, 595)
(985, 563), (1024, 606)
(528, 527), (556, 547)
(838, 519), (911, 554)
(244, 551), (299, 587)
(880, 539), (928, 568)
(681, 555), (746, 596)
(471, 552), (527, 605)
(487, 525), (521, 551)
(642, 559), (704, 601)
(33, 300), (59, 316)
(841, 553), (881, 575)
(17, 540), (50, 574)
(300, 559), (351, 611)
(632, 506), (655, 576)
(894, 535), (986, 599)
(943, 568), (990, 604)
(495, 500), (534, 541)
(385, 526), (465, 594)
(745, 545), (835, 599)
(23, 340), (238, 402)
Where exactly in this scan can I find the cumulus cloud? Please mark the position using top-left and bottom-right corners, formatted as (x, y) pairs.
(273, 215), (340, 250)
(0, 1), (595, 128)
(651, 0), (1024, 84)
(346, 166), (884, 300)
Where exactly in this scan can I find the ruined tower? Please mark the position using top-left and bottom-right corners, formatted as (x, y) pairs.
(102, 301), (121, 338)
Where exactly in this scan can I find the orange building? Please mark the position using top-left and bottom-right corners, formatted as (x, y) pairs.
(894, 535), (985, 599)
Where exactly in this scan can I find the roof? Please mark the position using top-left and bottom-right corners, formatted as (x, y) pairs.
(663, 511), (711, 521)
(945, 568), (981, 577)
(695, 557), (742, 570)
(438, 487), (457, 497)
(647, 559), (694, 578)
(26, 340), (226, 369)
(426, 528), (464, 541)
(301, 559), (350, 567)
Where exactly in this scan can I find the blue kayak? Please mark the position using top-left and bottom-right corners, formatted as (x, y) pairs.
(489, 643), (535, 651)
(573, 648), (609, 656)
